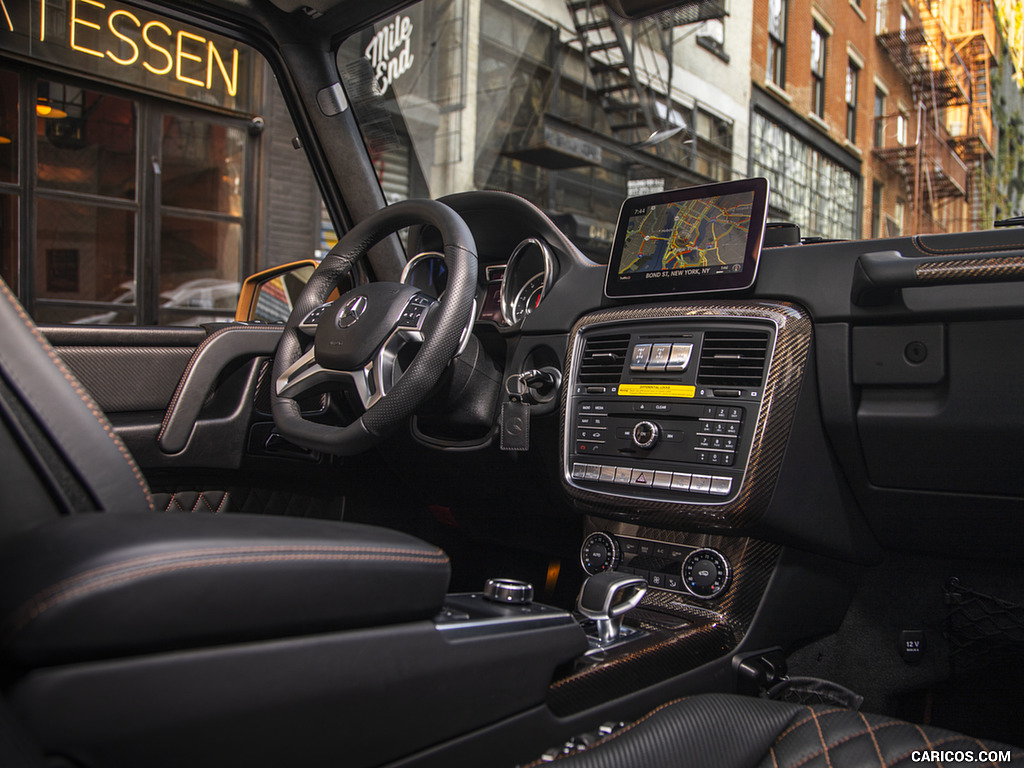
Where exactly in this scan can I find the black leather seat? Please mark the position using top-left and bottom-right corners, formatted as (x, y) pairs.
(530, 694), (1024, 767)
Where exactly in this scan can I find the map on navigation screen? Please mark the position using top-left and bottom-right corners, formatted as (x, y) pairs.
(617, 191), (753, 277)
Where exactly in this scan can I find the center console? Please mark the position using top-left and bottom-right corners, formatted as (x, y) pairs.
(548, 179), (815, 714)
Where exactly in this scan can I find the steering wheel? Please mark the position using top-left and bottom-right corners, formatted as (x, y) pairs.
(271, 199), (478, 455)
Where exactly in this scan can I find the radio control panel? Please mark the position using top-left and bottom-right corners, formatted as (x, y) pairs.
(563, 320), (775, 506)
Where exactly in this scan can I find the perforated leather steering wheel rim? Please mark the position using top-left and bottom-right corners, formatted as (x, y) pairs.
(271, 199), (478, 455)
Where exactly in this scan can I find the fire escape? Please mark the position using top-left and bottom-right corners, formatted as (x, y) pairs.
(503, 0), (725, 174)
(875, 0), (971, 233)
(948, 0), (1000, 228)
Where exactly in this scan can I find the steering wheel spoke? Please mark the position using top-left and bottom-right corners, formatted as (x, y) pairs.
(298, 302), (333, 336)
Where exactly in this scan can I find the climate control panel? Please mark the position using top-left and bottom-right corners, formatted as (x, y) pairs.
(580, 532), (731, 601)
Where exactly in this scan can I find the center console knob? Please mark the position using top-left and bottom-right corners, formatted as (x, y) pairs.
(483, 578), (534, 604)
(580, 532), (621, 575)
(631, 420), (659, 449)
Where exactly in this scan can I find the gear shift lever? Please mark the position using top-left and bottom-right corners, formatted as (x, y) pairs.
(576, 571), (647, 644)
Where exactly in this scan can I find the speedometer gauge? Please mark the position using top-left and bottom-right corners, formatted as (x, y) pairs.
(500, 238), (555, 326)
(513, 274), (545, 323)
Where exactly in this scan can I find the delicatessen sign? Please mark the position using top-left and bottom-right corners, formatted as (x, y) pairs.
(0, 0), (255, 112)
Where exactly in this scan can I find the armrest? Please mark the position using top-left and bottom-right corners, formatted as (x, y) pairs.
(0, 513), (450, 667)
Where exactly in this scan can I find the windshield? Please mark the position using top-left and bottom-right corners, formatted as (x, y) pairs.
(337, 0), (1023, 260)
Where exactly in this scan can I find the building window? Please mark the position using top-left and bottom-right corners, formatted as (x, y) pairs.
(810, 25), (827, 118)
(899, 7), (910, 40)
(749, 111), (860, 240)
(845, 60), (860, 142)
(896, 110), (908, 145)
(767, 0), (787, 89)
(871, 181), (883, 238)
(888, 198), (905, 236)
(696, 18), (728, 61)
(693, 108), (733, 182)
(873, 87), (886, 148)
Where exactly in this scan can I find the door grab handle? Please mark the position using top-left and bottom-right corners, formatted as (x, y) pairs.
(852, 250), (1024, 306)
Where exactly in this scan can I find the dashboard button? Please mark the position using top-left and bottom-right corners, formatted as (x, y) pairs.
(710, 476), (733, 495)
(622, 538), (639, 554)
(652, 471), (673, 489)
(666, 343), (693, 372)
(584, 465), (601, 481)
(690, 474), (712, 493)
(630, 344), (652, 371)
(647, 344), (671, 370)
(572, 463), (588, 480)
(648, 571), (665, 587)
(630, 469), (652, 486)
(599, 465), (617, 483)
(670, 473), (692, 491)
(613, 467), (632, 485)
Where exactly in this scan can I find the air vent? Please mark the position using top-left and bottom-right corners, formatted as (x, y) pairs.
(578, 334), (629, 385)
(696, 330), (770, 387)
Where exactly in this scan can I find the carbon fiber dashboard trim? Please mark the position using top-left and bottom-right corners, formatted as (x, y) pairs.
(560, 301), (811, 531)
(56, 346), (195, 413)
(547, 521), (780, 716)
(585, 519), (779, 641)
(546, 619), (731, 717)
(915, 256), (1024, 284)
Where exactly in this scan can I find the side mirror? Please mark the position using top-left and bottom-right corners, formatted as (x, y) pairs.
(235, 261), (318, 323)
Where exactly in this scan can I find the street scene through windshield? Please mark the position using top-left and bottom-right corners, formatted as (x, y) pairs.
(339, 0), (1024, 262)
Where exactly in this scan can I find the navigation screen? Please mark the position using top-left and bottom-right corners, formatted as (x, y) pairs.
(605, 178), (769, 299)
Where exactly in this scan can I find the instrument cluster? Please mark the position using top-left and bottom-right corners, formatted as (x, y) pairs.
(401, 237), (557, 328)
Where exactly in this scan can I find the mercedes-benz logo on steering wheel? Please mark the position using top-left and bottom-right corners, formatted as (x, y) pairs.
(337, 295), (367, 328)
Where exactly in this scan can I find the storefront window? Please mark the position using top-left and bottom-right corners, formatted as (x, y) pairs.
(36, 82), (136, 199)
(0, 69), (17, 184)
(0, 194), (16, 290)
(159, 216), (241, 323)
(0, 3), (335, 325)
(36, 200), (134, 305)
(162, 116), (245, 215)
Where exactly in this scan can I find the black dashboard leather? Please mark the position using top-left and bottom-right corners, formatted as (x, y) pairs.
(0, 512), (450, 666)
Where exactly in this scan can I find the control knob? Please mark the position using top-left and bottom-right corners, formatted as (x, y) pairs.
(580, 532), (621, 575)
(681, 548), (731, 599)
(483, 578), (534, 604)
(631, 420), (659, 449)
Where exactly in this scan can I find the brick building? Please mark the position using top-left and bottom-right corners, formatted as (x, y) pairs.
(749, 0), (999, 240)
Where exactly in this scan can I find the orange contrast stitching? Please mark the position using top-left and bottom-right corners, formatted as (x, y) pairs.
(8, 546), (449, 638)
(0, 281), (153, 510)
